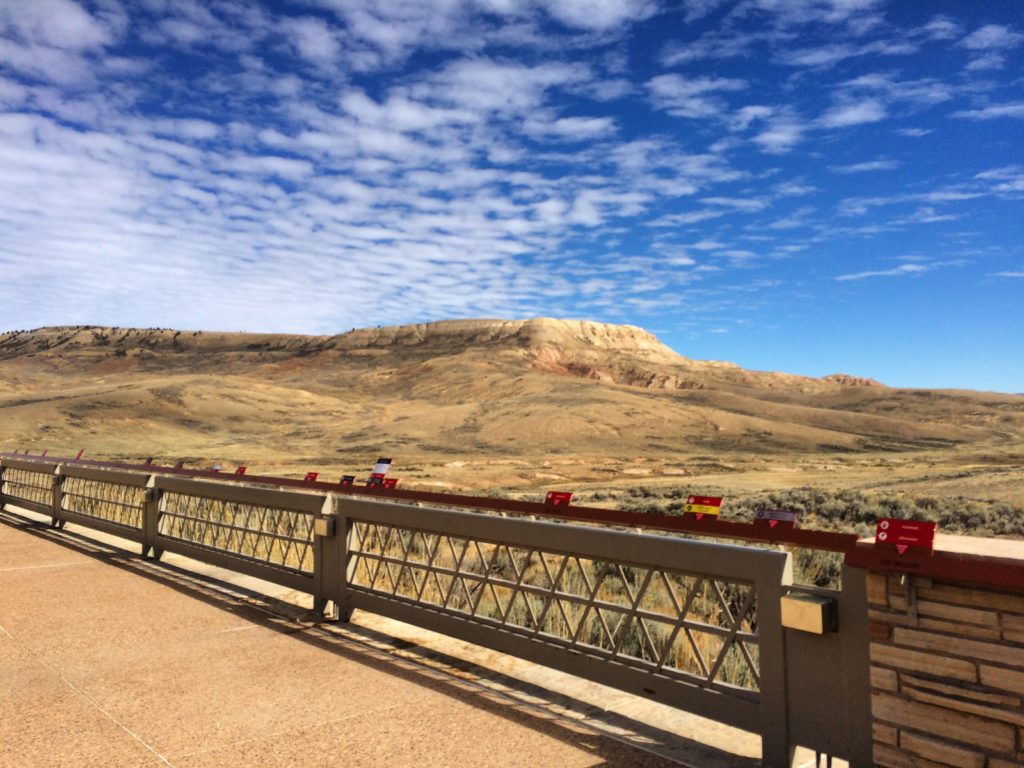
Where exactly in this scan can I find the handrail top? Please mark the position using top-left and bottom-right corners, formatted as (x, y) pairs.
(0, 452), (859, 552)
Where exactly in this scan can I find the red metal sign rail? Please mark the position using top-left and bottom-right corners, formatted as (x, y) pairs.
(0, 452), (858, 552)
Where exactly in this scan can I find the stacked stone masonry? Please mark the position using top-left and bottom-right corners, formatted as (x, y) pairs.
(867, 572), (1024, 768)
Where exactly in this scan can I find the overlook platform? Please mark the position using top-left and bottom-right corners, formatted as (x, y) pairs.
(0, 510), (762, 768)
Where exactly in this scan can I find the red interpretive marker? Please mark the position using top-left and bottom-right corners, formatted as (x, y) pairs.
(382, 478), (398, 490)
(304, 472), (319, 483)
(75, 449), (85, 460)
(41, 449), (48, 457)
(234, 466), (247, 475)
(755, 509), (798, 530)
(876, 518), (937, 555)
(339, 475), (355, 486)
(684, 495), (723, 520)
(545, 491), (573, 508)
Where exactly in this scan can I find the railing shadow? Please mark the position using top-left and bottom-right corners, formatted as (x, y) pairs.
(0, 506), (758, 768)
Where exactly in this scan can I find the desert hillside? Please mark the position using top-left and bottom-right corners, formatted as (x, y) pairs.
(0, 320), (1021, 501)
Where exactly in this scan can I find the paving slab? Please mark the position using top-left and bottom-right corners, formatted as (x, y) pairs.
(1, 513), (755, 768)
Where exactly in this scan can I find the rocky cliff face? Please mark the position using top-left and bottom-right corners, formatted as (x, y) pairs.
(822, 373), (883, 387)
(326, 318), (684, 361)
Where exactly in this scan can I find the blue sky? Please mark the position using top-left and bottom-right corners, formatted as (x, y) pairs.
(0, 1), (1021, 391)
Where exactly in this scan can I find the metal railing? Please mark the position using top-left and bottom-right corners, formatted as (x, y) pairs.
(0, 455), (873, 767)
(321, 497), (789, 743)
(2, 452), (859, 551)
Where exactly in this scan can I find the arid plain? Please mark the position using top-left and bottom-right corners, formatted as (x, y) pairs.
(1, 319), (1022, 526)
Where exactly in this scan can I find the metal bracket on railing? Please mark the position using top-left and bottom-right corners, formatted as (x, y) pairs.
(781, 592), (838, 634)
(314, 514), (336, 538)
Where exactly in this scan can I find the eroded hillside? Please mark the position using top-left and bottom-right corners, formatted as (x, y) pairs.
(1, 320), (1022, 499)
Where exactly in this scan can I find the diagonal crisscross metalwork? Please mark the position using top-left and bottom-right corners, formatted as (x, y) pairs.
(60, 476), (145, 529)
(347, 520), (762, 694)
(158, 492), (315, 574)
(1, 468), (53, 506)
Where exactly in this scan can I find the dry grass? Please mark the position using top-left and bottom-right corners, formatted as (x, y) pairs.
(2, 321), (1021, 508)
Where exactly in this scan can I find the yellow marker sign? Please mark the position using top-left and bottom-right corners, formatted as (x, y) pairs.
(684, 495), (723, 516)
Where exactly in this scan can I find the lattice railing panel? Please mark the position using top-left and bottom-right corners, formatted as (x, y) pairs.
(1, 468), (53, 506)
(61, 477), (145, 529)
(348, 522), (760, 693)
(158, 492), (315, 574)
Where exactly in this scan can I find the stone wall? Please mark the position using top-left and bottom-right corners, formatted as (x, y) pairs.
(867, 572), (1024, 767)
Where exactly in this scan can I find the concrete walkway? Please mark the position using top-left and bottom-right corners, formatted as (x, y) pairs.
(0, 510), (763, 767)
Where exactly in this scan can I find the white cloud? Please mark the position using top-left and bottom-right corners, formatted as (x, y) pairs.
(829, 158), (899, 173)
(960, 23), (1023, 69)
(753, 117), (805, 153)
(839, 73), (952, 107)
(773, 180), (816, 196)
(975, 165), (1024, 194)
(412, 59), (590, 115)
(838, 188), (986, 217)
(280, 16), (342, 69)
(681, 0), (731, 23)
(776, 39), (920, 69)
(721, 249), (757, 263)
(0, 37), (96, 85)
(157, 18), (207, 45)
(994, 272), (1024, 278)
(782, 43), (856, 67)
(647, 74), (746, 119)
(975, 165), (1024, 180)
(0, 75), (27, 104)
(525, 115), (617, 140)
(836, 264), (928, 281)
(0, 0), (113, 51)
(921, 16), (961, 41)
(541, 0), (656, 31)
(699, 196), (769, 212)
(340, 90), (478, 131)
(660, 29), (775, 65)
(951, 103), (1024, 120)
(892, 207), (960, 225)
(817, 98), (887, 128)
(766, 206), (815, 229)
(964, 53), (1006, 71)
(961, 24), (1024, 50)
(150, 118), (221, 141)
(647, 209), (729, 226)
(731, 104), (773, 130)
(742, 0), (885, 28)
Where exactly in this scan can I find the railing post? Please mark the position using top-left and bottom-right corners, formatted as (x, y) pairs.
(838, 564), (874, 768)
(758, 552), (797, 768)
(315, 495), (353, 622)
(142, 475), (162, 560)
(313, 494), (336, 618)
(51, 464), (66, 529)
